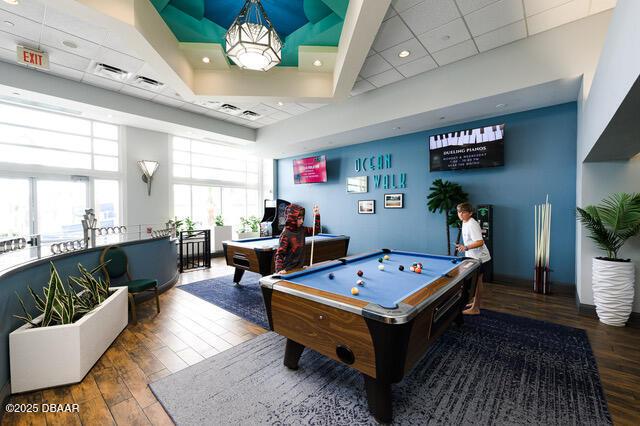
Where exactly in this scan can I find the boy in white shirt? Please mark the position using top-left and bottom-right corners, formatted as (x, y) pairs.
(455, 203), (492, 315)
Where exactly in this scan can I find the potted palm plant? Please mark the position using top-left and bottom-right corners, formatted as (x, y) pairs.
(237, 216), (260, 239)
(213, 214), (232, 253)
(577, 193), (640, 326)
(427, 179), (468, 255)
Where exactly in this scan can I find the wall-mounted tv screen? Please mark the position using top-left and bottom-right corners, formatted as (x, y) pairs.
(293, 155), (327, 184)
(429, 124), (505, 171)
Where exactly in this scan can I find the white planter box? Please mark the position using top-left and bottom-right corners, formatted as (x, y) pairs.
(213, 226), (232, 252)
(9, 287), (128, 393)
(237, 231), (260, 239)
(592, 258), (635, 327)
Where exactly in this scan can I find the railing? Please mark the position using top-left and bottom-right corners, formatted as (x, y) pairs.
(179, 230), (211, 273)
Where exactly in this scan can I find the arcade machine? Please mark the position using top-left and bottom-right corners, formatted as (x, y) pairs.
(476, 204), (494, 282)
(259, 199), (290, 237)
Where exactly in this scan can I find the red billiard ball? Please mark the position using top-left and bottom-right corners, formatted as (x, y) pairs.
(357, 270), (363, 277)
(415, 267), (422, 274)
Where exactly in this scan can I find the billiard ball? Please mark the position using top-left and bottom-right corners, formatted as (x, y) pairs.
(328, 273), (334, 279)
(351, 287), (359, 295)
(383, 255), (390, 261)
(451, 259), (458, 264)
(378, 257), (383, 263)
(417, 262), (423, 268)
(410, 266), (415, 272)
(357, 279), (364, 286)
(357, 270), (363, 277)
(399, 265), (404, 271)
(415, 267), (422, 274)
(378, 264), (385, 271)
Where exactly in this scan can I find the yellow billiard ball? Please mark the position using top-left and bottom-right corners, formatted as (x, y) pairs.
(351, 287), (359, 295)
(383, 255), (390, 260)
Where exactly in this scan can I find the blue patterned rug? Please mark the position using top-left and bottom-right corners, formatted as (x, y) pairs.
(178, 272), (269, 329)
(150, 307), (611, 425)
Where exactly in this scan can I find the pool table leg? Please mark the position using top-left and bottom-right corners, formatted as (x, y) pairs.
(283, 339), (305, 370)
(363, 375), (392, 424)
(233, 267), (245, 285)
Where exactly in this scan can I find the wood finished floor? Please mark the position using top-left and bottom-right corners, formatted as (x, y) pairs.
(2, 259), (639, 426)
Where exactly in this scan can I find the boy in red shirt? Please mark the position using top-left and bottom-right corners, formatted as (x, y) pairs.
(275, 204), (320, 274)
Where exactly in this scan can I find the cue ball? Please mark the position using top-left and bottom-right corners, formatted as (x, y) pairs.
(415, 267), (422, 274)
(451, 259), (457, 263)
(399, 265), (404, 271)
(357, 279), (364, 286)
(357, 270), (363, 277)
(328, 273), (334, 279)
(383, 255), (390, 260)
(351, 287), (359, 295)
(410, 266), (415, 272)
(378, 257), (383, 263)
(378, 264), (385, 271)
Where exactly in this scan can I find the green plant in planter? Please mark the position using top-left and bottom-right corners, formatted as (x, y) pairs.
(168, 217), (184, 233)
(14, 262), (110, 327)
(239, 216), (260, 233)
(427, 179), (468, 255)
(184, 217), (196, 232)
(577, 193), (640, 260)
(215, 214), (225, 227)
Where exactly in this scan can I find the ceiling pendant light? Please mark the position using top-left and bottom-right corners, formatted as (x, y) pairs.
(225, 0), (282, 72)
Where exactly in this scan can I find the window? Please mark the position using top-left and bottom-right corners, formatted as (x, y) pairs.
(171, 136), (271, 230)
(37, 180), (88, 242)
(0, 103), (119, 171)
(0, 178), (30, 239)
(94, 180), (120, 228)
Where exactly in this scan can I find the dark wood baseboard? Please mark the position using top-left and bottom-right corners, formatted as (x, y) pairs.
(491, 274), (576, 296)
(577, 302), (640, 328)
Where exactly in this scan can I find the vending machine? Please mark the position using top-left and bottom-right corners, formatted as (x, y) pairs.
(476, 204), (494, 282)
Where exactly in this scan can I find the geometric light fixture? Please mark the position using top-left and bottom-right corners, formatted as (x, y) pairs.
(225, 0), (282, 71)
(137, 160), (159, 196)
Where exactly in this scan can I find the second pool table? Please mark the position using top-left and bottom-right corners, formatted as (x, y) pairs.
(260, 249), (481, 423)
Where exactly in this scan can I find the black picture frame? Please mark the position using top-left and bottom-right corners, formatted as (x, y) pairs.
(358, 200), (375, 214)
(384, 193), (404, 209)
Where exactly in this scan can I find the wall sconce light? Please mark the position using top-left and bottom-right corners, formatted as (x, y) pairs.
(137, 160), (159, 196)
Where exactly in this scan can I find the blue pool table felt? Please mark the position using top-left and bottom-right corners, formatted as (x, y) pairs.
(281, 251), (461, 309)
(232, 234), (340, 249)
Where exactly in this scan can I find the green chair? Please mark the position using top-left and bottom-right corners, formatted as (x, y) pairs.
(100, 245), (160, 324)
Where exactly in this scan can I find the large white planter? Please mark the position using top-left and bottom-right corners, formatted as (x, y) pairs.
(9, 287), (128, 393)
(592, 258), (635, 326)
(213, 226), (232, 252)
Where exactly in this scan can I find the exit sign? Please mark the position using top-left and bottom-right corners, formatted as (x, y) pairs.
(17, 46), (49, 70)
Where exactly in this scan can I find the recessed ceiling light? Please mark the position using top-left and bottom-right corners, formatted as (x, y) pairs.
(277, 101), (284, 106)
(496, 103), (507, 109)
(3, 0), (19, 5)
(441, 35), (450, 41)
(62, 40), (78, 49)
(398, 50), (410, 58)
(313, 59), (322, 67)
(3, 20), (14, 27)
(202, 56), (210, 64)
(439, 116), (445, 120)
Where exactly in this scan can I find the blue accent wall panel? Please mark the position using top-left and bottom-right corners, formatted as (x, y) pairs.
(277, 103), (577, 286)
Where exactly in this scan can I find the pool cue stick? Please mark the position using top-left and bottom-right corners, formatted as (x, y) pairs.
(310, 208), (316, 266)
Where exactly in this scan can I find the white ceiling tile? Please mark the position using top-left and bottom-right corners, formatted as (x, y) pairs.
(367, 68), (405, 87)
(159, 85), (185, 100)
(400, 0), (460, 35)
(527, 0), (589, 35)
(204, 110), (230, 120)
(383, 5), (397, 20)
(244, 121), (263, 128)
(180, 103), (209, 114)
(524, 0), (572, 16)
(360, 54), (392, 78)
(44, 63), (84, 81)
(0, 28), (37, 51)
(298, 103), (327, 110)
(82, 73), (124, 91)
(589, 0), (616, 14)
(258, 116), (278, 125)
(46, 46), (91, 71)
(153, 95), (185, 108)
(270, 103), (308, 115)
(379, 37), (428, 67)
(101, 30), (140, 57)
(120, 84), (156, 100)
(372, 15), (413, 52)
(350, 79), (376, 96)
(136, 63), (162, 81)
(96, 47), (144, 75)
(454, 0), (501, 14)
(395, 55), (438, 77)
(464, 0), (524, 36)
(249, 103), (280, 116)
(40, 26), (101, 59)
(0, 1), (45, 23)
(270, 110), (293, 120)
(392, 0), (425, 13)
(431, 39), (478, 65)
(418, 18), (471, 53)
(44, 8), (107, 45)
(0, 46), (14, 62)
(0, 9), (43, 41)
(475, 20), (526, 51)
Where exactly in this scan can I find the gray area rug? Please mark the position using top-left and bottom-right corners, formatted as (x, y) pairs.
(150, 310), (610, 425)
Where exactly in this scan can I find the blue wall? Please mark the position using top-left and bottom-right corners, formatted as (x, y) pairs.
(277, 103), (577, 285)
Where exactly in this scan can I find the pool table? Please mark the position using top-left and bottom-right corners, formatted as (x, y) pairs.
(222, 234), (350, 284)
(260, 249), (481, 423)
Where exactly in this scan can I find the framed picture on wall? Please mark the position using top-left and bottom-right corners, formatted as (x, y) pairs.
(384, 193), (404, 209)
(347, 176), (368, 193)
(358, 200), (375, 214)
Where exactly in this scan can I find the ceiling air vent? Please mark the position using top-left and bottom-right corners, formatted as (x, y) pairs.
(93, 62), (130, 81)
(133, 75), (164, 91)
(218, 104), (242, 115)
(241, 110), (261, 121)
